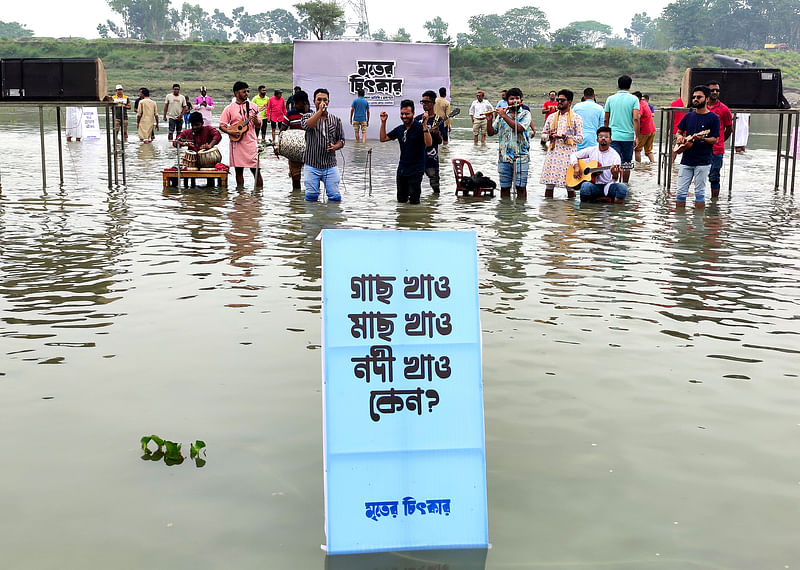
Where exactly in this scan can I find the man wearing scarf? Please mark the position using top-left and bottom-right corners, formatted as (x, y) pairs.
(540, 89), (583, 198)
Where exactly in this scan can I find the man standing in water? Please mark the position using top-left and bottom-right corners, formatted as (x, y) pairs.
(674, 85), (720, 209)
(434, 87), (452, 146)
(219, 81), (263, 188)
(380, 99), (433, 204)
(706, 80), (733, 199)
(301, 88), (345, 202)
(163, 83), (187, 142)
(486, 87), (531, 198)
(279, 89), (310, 190)
(416, 90), (445, 195)
(540, 89), (583, 198)
(469, 90), (493, 145)
(604, 75), (639, 184)
(541, 90), (558, 146)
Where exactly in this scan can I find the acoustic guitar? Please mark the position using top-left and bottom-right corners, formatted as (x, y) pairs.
(566, 159), (613, 188)
(673, 129), (710, 154)
(227, 104), (266, 142)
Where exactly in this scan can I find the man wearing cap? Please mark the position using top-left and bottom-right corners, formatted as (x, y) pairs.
(112, 84), (130, 140)
(266, 89), (286, 144)
(194, 86), (214, 126)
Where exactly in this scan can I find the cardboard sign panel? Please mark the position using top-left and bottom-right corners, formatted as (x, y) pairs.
(321, 230), (488, 555)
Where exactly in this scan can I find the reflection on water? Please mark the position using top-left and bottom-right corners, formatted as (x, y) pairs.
(1, 111), (800, 569)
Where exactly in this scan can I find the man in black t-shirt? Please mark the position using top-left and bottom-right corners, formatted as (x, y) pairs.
(415, 90), (445, 194)
(379, 99), (433, 204)
(675, 85), (720, 208)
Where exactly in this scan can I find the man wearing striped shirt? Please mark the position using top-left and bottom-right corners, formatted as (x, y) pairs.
(301, 88), (345, 202)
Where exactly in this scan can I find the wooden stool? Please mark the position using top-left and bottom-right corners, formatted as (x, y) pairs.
(162, 169), (228, 188)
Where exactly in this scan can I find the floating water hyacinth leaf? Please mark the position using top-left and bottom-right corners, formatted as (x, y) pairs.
(140, 435), (204, 467)
(163, 440), (182, 461)
(141, 435), (166, 453)
(190, 440), (206, 459)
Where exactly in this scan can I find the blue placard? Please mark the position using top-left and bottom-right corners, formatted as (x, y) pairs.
(321, 229), (488, 555)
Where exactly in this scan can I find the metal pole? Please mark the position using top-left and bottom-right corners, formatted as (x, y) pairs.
(105, 105), (113, 189)
(657, 108), (664, 185)
(775, 113), (784, 190)
(666, 111), (675, 192)
(39, 106), (46, 190)
(728, 111), (736, 194)
(120, 117), (126, 185)
(784, 112), (792, 191)
(176, 139), (181, 188)
(56, 106), (64, 185)
(112, 112), (119, 185)
(791, 112), (798, 193)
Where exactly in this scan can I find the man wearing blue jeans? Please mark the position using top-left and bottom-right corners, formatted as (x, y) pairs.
(674, 85), (720, 209)
(604, 75), (640, 184)
(486, 87), (531, 198)
(569, 126), (627, 203)
(301, 88), (345, 202)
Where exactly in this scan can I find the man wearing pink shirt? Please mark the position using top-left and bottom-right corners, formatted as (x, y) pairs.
(266, 89), (286, 144)
(706, 81), (733, 198)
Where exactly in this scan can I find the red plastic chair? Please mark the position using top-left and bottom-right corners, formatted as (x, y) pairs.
(451, 158), (494, 197)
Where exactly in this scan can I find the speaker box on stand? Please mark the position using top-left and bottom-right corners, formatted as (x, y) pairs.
(1, 58), (107, 101)
(680, 67), (789, 109)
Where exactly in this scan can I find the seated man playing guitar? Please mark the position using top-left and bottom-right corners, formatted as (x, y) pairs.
(568, 126), (627, 203)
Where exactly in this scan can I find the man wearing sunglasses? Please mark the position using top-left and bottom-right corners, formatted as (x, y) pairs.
(706, 81), (733, 199)
(416, 91), (445, 194)
(674, 85), (720, 208)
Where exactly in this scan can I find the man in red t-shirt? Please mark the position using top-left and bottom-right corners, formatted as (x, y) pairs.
(670, 96), (687, 134)
(706, 81), (733, 198)
(541, 90), (558, 146)
(634, 91), (655, 163)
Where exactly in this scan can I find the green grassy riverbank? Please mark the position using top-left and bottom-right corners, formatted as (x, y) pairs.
(2, 38), (799, 106)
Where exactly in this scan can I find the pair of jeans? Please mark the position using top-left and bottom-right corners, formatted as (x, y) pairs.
(397, 172), (424, 204)
(709, 153), (723, 191)
(579, 181), (627, 201)
(498, 160), (529, 188)
(676, 163), (711, 203)
(304, 165), (341, 201)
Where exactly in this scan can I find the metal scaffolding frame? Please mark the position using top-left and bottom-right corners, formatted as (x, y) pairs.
(0, 100), (126, 191)
(657, 107), (799, 193)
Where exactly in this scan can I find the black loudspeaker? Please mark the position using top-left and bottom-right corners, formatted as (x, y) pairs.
(1, 58), (107, 101)
(681, 67), (789, 109)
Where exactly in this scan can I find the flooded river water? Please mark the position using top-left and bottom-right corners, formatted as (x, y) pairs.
(1, 110), (799, 569)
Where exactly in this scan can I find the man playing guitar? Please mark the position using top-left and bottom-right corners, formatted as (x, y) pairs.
(674, 85), (720, 208)
(219, 81), (263, 188)
(568, 126), (627, 203)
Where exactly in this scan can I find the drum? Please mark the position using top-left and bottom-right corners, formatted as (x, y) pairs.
(197, 147), (222, 169)
(181, 150), (198, 169)
(276, 130), (305, 162)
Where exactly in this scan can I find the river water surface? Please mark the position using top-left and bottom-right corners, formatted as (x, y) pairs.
(1, 111), (799, 569)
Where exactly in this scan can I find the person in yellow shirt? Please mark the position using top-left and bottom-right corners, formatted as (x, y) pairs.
(251, 85), (270, 142)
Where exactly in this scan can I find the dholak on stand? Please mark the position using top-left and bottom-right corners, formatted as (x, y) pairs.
(275, 130), (305, 162)
(197, 147), (222, 169)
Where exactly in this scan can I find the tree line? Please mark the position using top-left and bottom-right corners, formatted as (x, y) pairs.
(1, 0), (798, 50)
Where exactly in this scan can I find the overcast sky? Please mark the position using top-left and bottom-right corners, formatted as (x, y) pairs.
(4, 0), (672, 41)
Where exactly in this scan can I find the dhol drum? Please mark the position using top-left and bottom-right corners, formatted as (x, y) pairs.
(181, 150), (198, 170)
(275, 130), (305, 162)
(197, 147), (222, 169)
